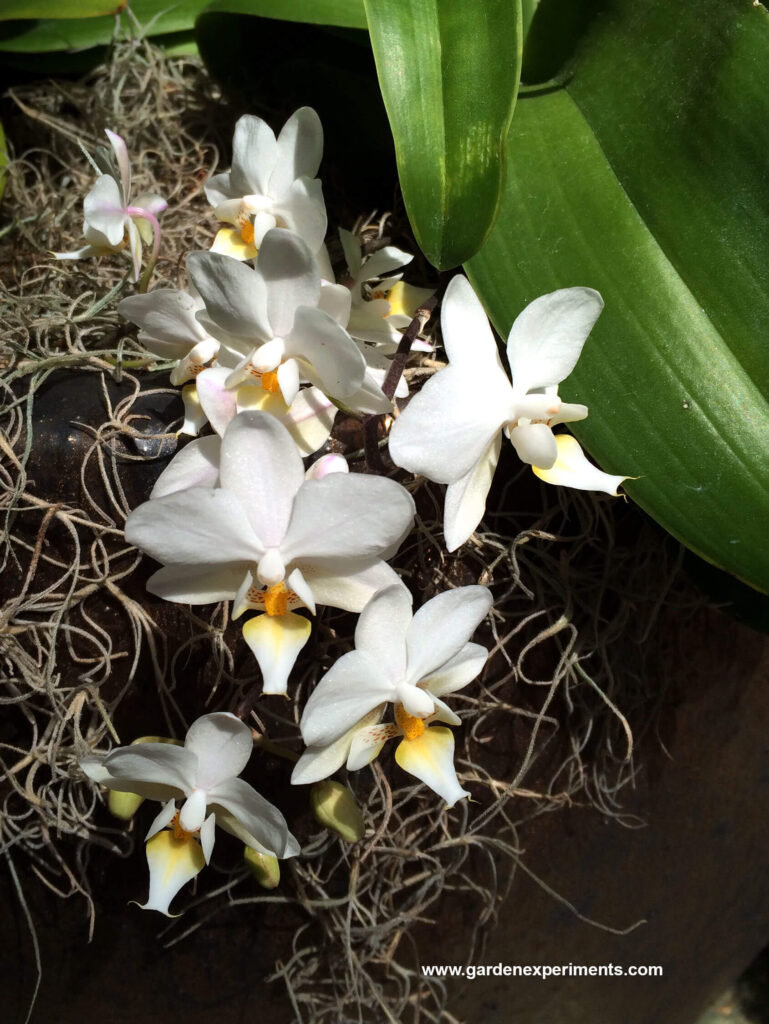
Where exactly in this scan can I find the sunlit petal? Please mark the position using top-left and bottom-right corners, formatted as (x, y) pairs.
(532, 433), (628, 495)
(394, 727), (469, 806)
(242, 611), (312, 695)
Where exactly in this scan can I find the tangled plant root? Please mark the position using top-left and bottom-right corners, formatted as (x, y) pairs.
(0, 37), (705, 1024)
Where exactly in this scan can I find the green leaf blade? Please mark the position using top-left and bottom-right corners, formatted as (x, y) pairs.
(0, 0), (365, 53)
(467, 0), (769, 593)
(364, 0), (521, 269)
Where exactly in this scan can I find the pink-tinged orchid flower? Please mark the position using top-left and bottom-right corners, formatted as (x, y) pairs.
(187, 229), (389, 413)
(293, 583), (491, 805)
(52, 130), (166, 283)
(389, 275), (627, 551)
(124, 411), (414, 695)
(81, 712), (299, 915)
(206, 108), (327, 260)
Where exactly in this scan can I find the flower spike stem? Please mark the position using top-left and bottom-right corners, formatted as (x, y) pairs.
(363, 291), (438, 472)
(126, 205), (162, 294)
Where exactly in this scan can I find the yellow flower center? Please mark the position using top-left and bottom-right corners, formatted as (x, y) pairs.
(171, 811), (197, 841)
(394, 703), (426, 741)
(240, 220), (255, 245)
(260, 369), (281, 393)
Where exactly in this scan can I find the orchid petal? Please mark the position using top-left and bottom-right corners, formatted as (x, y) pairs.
(208, 776), (300, 858)
(230, 114), (277, 196)
(347, 722), (399, 771)
(218, 411), (305, 547)
(132, 191), (167, 216)
(318, 281), (352, 326)
(259, 229), (321, 336)
(210, 226), (258, 261)
(274, 177), (328, 254)
(145, 798), (177, 841)
(292, 707), (385, 784)
(140, 830), (205, 916)
(388, 365), (512, 484)
(184, 712), (253, 790)
(362, 246), (413, 282)
(119, 289), (207, 348)
(204, 171), (233, 208)
(126, 218), (143, 282)
(507, 287), (604, 394)
(339, 371), (393, 415)
(126, 486), (263, 565)
(443, 433), (502, 552)
(83, 174), (126, 247)
(146, 563), (246, 604)
(430, 695), (462, 727)
(509, 421), (558, 469)
(549, 401), (589, 427)
(81, 753), (184, 803)
(386, 280), (434, 321)
(242, 611), (311, 695)
(440, 274), (502, 370)
(287, 567), (316, 614)
(287, 306), (366, 398)
(281, 387), (337, 456)
(394, 727), (469, 806)
(277, 358), (301, 405)
(271, 107), (323, 195)
(300, 650), (393, 747)
(405, 586), (492, 687)
(354, 583), (412, 684)
(195, 367), (239, 437)
(305, 453), (348, 480)
(422, 642), (489, 696)
(104, 129), (131, 200)
(180, 383), (207, 436)
(282, 474), (415, 566)
(300, 559), (404, 613)
(339, 227), (362, 278)
(187, 251), (271, 341)
(200, 813), (216, 864)
(150, 435), (221, 498)
(532, 433), (628, 495)
(102, 743), (197, 797)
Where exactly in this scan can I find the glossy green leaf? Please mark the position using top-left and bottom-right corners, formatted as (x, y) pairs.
(0, 0), (123, 18)
(0, 0), (363, 53)
(198, 0), (365, 27)
(364, 0), (521, 270)
(467, 0), (769, 592)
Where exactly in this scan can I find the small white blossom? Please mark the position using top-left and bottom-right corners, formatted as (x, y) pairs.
(53, 130), (166, 282)
(293, 584), (491, 805)
(206, 108), (327, 260)
(125, 411), (414, 694)
(81, 712), (299, 915)
(389, 275), (626, 551)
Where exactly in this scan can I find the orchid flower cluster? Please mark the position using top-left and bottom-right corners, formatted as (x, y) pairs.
(67, 107), (626, 915)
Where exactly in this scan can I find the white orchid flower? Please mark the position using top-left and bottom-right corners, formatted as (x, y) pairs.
(125, 411), (414, 694)
(206, 108), (327, 260)
(338, 228), (432, 351)
(147, 434), (348, 501)
(118, 286), (220, 386)
(52, 130), (166, 283)
(81, 712), (299, 915)
(294, 583), (491, 805)
(389, 275), (626, 551)
(187, 229), (388, 413)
